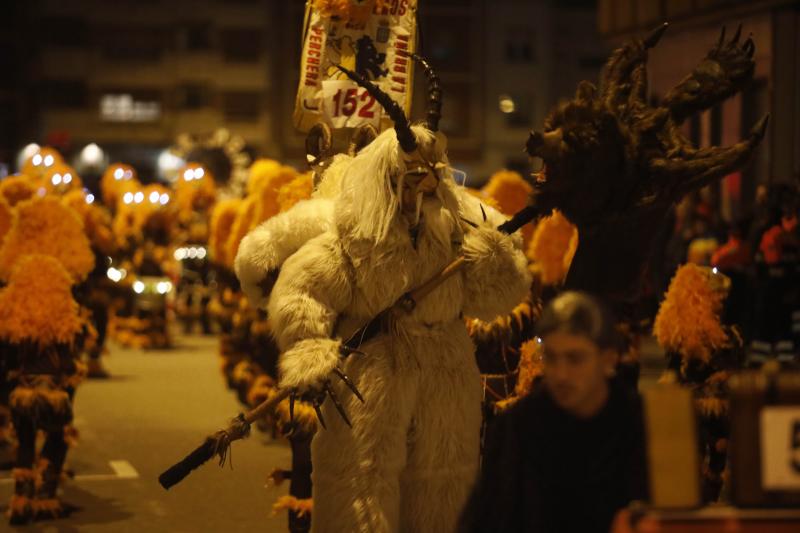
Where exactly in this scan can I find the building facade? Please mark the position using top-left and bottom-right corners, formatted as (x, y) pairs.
(5, 0), (607, 188)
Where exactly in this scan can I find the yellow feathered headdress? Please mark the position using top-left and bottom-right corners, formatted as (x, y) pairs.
(0, 175), (37, 206)
(209, 198), (243, 267)
(100, 163), (140, 209)
(21, 146), (64, 181)
(277, 172), (313, 213)
(482, 170), (534, 247)
(0, 196), (95, 283)
(225, 197), (258, 270)
(0, 196), (13, 246)
(0, 254), (85, 348)
(527, 209), (578, 286)
(654, 263), (730, 363)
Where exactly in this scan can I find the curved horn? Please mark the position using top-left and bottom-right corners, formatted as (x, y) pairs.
(305, 122), (332, 167)
(410, 54), (442, 132)
(335, 64), (417, 153)
(348, 124), (378, 156)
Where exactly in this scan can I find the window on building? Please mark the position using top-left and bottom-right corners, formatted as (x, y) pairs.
(39, 80), (88, 109)
(505, 26), (535, 63)
(185, 23), (212, 51)
(438, 82), (471, 137)
(223, 91), (261, 121)
(420, 15), (472, 72)
(180, 84), (212, 109)
(220, 29), (262, 62)
(96, 27), (166, 61)
(39, 17), (89, 47)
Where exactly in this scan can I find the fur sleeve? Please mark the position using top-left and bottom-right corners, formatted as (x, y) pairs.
(267, 232), (353, 351)
(460, 224), (531, 321)
(234, 198), (334, 308)
(455, 188), (530, 321)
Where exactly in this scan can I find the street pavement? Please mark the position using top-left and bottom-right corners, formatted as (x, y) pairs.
(1, 333), (292, 532)
(0, 330), (667, 532)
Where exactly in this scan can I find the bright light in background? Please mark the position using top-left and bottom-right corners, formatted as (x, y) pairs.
(18, 143), (40, 171)
(133, 281), (145, 294)
(158, 150), (185, 182)
(195, 168), (204, 179)
(107, 267), (123, 282)
(159, 193), (170, 205)
(156, 281), (173, 294)
(63, 173), (72, 184)
(114, 168), (124, 180)
(183, 169), (194, 181)
(174, 248), (187, 261)
(32, 154), (43, 166)
(51, 174), (62, 185)
(80, 143), (104, 166)
(196, 247), (207, 259)
(149, 191), (160, 203)
(499, 94), (516, 114)
(134, 191), (144, 204)
(86, 193), (95, 204)
(123, 192), (133, 204)
(44, 154), (55, 167)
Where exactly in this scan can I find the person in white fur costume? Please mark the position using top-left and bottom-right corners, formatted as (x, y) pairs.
(238, 62), (530, 532)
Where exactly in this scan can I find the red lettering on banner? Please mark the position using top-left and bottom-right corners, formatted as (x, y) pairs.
(304, 26), (326, 88)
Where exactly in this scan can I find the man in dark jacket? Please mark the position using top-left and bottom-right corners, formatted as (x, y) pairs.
(460, 292), (647, 533)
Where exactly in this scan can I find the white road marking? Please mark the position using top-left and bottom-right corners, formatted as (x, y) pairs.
(109, 459), (139, 479)
(0, 460), (139, 483)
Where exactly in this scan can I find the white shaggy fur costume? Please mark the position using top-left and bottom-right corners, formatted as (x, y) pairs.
(261, 126), (530, 532)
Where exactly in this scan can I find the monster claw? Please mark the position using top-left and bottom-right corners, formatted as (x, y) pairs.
(644, 22), (668, 49)
(717, 26), (726, 49)
(324, 382), (352, 428)
(732, 23), (742, 44)
(743, 36), (755, 57)
(479, 203), (487, 222)
(289, 390), (296, 424)
(751, 114), (769, 140)
(334, 368), (365, 403)
(312, 397), (327, 430)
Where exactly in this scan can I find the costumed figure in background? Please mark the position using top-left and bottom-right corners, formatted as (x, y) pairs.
(654, 263), (744, 502)
(173, 163), (217, 334)
(520, 23), (766, 389)
(110, 182), (177, 349)
(63, 189), (118, 378)
(0, 197), (14, 467)
(524, 23), (766, 317)
(241, 61), (530, 531)
(0, 195), (95, 524)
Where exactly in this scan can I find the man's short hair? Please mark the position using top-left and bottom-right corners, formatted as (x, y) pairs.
(536, 291), (618, 350)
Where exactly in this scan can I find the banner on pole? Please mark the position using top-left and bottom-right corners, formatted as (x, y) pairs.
(294, 0), (418, 133)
